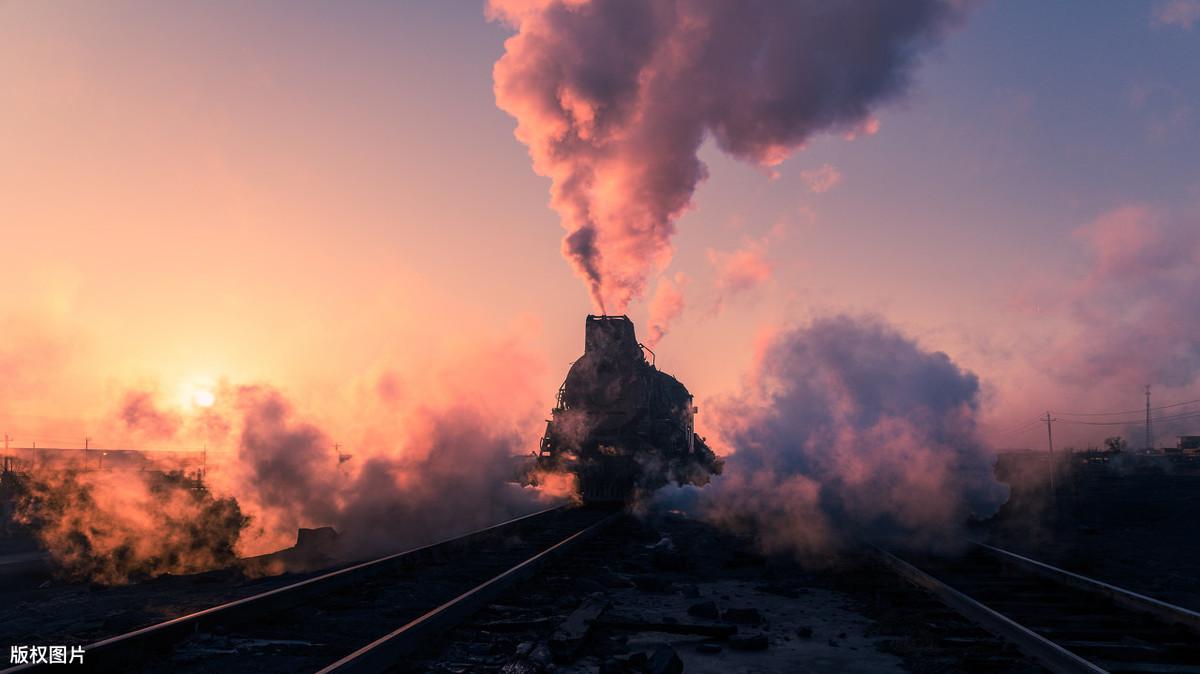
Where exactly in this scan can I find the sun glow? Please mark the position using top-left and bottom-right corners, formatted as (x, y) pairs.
(180, 377), (218, 410)
(192, 388), (216, 408)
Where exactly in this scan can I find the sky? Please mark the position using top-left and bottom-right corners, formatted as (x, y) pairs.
(2, 0), (1199, 453)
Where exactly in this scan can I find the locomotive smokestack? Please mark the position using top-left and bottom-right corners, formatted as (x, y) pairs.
(584, 315), (643, 361)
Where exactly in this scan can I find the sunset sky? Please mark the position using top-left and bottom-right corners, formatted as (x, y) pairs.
(3, 1), (1199, 453)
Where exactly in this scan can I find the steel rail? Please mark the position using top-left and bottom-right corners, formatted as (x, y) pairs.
(1, 504), (570, 674)
(971, 540), (1200, 635)
(315, 511), (620, 674)
(875, 547), (1108, 674)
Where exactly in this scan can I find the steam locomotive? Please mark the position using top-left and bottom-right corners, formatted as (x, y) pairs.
(533, 315), (722, 503)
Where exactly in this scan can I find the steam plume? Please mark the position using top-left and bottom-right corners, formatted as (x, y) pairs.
(702, 315), (1008, 559)
(18, 471), (245, 585)
(17, 338), (559, 583)
(490, 0), (966, 310)
(225, 384), (549, 560)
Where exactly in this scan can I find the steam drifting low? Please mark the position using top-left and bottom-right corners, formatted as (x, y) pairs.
(702, 315), (1009, 559)
(491, 0), (966, 311)
(16, 340), (561, 584)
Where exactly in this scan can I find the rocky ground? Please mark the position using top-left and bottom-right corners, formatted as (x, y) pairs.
(410, 513), (1044, 673)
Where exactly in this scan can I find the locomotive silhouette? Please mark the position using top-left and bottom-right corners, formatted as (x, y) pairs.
(534, 315), (722, 502)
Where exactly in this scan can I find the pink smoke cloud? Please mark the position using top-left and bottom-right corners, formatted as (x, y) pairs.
(490, 0), (967, 311)
(646, 272), (688, 346)
(708, 238), (773, 312)
(1047, 204), (1200, 391)
(212, 337), (554, 558)
(800, 164), (843, 194)
(1153, 0), (1200, 29)
(118, 390), (183, 440)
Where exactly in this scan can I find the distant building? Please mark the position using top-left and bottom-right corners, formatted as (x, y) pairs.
(1178, 436), (1200, 452)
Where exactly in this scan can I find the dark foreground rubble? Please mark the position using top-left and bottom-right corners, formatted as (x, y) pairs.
(409, 513), (1045, 673)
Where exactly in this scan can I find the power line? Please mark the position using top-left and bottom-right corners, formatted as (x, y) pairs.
(1055, 410), (1200, 427)
(1053, 397), (1200, 418)
(993, 407), (1200, 432)
(990, 417), (1044, 437)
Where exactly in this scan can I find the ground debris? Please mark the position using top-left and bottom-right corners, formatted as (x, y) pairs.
(631, 575), (673, 593)
(549, 595), (610, 662)
(470, 616), (555, 631)
(730, 631), (770, 651)
(600, 644), (683, 674)
(412, 513), (1047, 673)
(596, 611), (737, 637)
(721, 606), (764, 625)
(499, 661), (539, 674)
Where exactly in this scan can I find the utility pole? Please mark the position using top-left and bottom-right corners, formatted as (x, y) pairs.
(1145, 384), (1153, 453)
(1044, 412), (1056, 496)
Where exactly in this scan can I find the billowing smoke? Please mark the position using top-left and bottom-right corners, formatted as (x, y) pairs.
(490, 0), (966, 311)
(700, 315), (1008, 559)
(219, 337), (562, 560)
(15, 338), (561, 583)
(224, 383), (551, 560)
(223, 386), (342, 552)
(17, 470), (245, 585)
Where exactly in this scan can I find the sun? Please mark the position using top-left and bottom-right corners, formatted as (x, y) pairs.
(192, 388), (216, 408)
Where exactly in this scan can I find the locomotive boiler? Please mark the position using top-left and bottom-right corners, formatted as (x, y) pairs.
(534, 315), (722, 502)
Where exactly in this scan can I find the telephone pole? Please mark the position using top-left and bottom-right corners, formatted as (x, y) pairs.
(1145, 384), (1153, 453)
(1044, 411), (1056, 495)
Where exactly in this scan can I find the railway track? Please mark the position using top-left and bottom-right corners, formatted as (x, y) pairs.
(879, 541), (1200, 674)
(3, 504), (619, 674)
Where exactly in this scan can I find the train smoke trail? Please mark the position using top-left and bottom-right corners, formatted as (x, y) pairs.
(490, 0), (967, 311)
